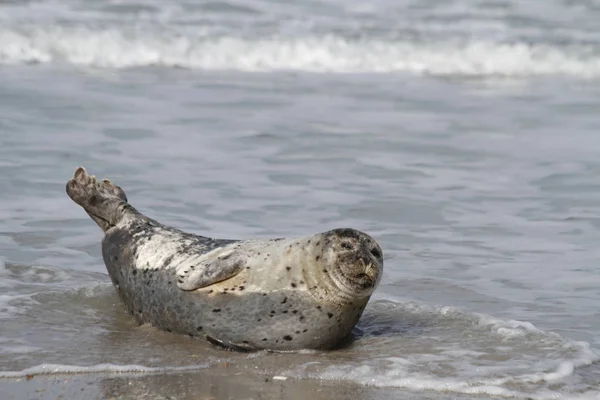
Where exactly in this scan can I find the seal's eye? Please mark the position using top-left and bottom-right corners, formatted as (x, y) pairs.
(370, 247), (381, 259)
(341, 242), (353, 250)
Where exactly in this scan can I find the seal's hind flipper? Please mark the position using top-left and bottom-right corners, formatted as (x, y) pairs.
(66, 166), (133, 232)
(177, 247), (247, 291)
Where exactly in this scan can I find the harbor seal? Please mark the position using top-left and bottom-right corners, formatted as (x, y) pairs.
(65, 167), (383, 351)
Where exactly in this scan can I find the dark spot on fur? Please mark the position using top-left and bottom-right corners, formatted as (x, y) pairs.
(281, 297), (287, 304)
(138, 309), (142, 314)
(188, 333), (194, 337)
(299, 316), (305, 321)
(316, 256), (320, 261)
(132, 270), (137, 275)
(212, 308), (221, 313)
(269, 314), (274, 318)
(224, 288), (229, 291)
(307, 240), (311, 244)
(286, 266), (291, 271)
(316, 306), (322, 310)
(258, 252), (261, 255)
(208, 290), (213, 294)
(270, 310), (275, 314)
(258, 319), (261, 322)
(328, 312), (333, 318)
(312, 286), (317, 289)
(166, 328), (172, 332)
(168, 281), (172, 285)
(113, 255), (118, 261)
(114, 279), (119, 285)
(316, 241), (320, 246)
(239, 286), (245, 291)
(246, 267), (250, 270)
(291, 283), (296, 288)
(283, 310), (288, 314)
(283, 335), (293, 341)
(295, 330), (300, 334)
(162, 254), (174, 268)
(292, 310), (298, 314)
(262, 293), (267, 296)
(178, 279), (183, 284)
(190, 265), (195, 269)
(262, 338), (267, 341)
(303, 329), (308, 332)
(196, 326), (203, 331)
(323, 269), (328, 273)
(242, 341), (249, 344)
(300, 280), (304, 284)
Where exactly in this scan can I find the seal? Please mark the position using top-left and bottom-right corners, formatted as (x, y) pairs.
(66, 167), (383, 351)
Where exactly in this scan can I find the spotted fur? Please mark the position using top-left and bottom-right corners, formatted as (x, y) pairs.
(66, 167), (383, 351)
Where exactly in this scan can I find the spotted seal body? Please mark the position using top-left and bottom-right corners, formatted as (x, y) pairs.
(66, 167), (384, 351)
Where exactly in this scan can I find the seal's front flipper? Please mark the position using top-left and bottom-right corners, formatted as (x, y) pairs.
(66, 166), (134, 232)
(177, 247), (247, 291)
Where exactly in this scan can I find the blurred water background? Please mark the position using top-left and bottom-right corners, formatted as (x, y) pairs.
(1, 1), (600, 399)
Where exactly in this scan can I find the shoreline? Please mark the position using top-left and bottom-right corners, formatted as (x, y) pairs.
(0, 368), (483, 400)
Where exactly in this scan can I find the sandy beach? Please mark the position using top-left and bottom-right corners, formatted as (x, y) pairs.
(1, 368), (477, 400)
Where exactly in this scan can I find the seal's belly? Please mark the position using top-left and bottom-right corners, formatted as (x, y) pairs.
(102, 241), (365, 350)
(110, 263), (365, 350)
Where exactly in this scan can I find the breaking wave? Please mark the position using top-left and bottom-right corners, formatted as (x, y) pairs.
(1, 25), (600, 77)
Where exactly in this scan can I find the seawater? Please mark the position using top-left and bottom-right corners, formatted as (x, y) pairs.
(1, 1), (600, 398)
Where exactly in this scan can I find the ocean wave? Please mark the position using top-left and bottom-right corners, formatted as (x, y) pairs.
(289, 301), (600, 400)
(0, 362), (208, 378)
(1, 25), (600, 77)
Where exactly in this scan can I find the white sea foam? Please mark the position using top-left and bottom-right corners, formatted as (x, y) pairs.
(0, 363), (208, 378)
(288, 301), (600, 400)
(1, 26), (600, 77)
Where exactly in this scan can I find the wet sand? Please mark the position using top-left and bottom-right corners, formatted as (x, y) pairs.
(0, 368), (475, 400)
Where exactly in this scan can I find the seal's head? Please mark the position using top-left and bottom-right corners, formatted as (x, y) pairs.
(320, 228), (383, 299)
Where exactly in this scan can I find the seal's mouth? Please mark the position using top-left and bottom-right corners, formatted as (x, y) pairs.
(338, 259), (381, 294)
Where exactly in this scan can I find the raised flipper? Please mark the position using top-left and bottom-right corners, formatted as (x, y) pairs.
(66, 167), (135, 232)
(176, 246), (248, 291)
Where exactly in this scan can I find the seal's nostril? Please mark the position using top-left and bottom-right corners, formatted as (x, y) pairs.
(370, 247), (381, 259)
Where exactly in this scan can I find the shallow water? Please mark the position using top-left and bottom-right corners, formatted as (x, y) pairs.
(1, 0), (600, 399)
